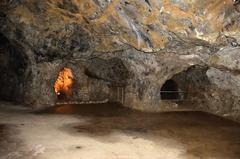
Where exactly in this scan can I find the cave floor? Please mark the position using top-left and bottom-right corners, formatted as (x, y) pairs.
(0, 102), (240, 159)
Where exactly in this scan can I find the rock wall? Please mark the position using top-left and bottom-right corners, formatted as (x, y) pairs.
(0, 0), (240, 121)
(206, 47), (240, 121)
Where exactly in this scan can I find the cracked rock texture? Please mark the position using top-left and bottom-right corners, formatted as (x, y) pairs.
(0, 0), (240, 121)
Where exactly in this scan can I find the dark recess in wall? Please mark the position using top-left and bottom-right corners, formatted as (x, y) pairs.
(160, 80), (180, 100)
(0, 33), (28, 103)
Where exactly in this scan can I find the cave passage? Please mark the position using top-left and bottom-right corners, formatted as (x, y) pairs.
(160, 80), (180, 100)
(0, 33), (28, 102)
(54, 67), (74, 100)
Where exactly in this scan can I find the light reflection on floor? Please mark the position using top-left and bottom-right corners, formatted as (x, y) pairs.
(38, 103), (240, 159)
(0, 103), (240, 159)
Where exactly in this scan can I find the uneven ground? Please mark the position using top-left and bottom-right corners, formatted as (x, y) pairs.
(0, 102), (240, 159)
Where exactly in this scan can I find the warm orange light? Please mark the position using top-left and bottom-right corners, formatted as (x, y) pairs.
(54, 68), (74, 99)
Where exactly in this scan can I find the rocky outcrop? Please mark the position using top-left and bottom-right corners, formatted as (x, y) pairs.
(0, 0), (240, 121)
(209, 47), (240, 72)
(206, 47), (240, 121)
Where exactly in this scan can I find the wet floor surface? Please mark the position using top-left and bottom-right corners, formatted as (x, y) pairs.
(0, 124), (27, 159)
(0, 124), (9, 157)
(1, 103), (240, 159)
(38, 103), (240, 159)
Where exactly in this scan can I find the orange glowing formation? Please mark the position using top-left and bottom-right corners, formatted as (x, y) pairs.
(54, 68), (74, 99)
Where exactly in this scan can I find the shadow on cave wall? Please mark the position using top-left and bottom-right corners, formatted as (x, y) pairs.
(84, 57), (130, 104)
(0, 33), (29, 103)
(51, 57), (130, 105)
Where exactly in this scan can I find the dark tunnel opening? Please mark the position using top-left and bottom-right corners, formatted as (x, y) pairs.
(0, 33), (28, 103)
(160, 80), (180, 101)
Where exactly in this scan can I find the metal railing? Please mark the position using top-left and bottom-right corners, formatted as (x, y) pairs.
(160, 90), (199, 101)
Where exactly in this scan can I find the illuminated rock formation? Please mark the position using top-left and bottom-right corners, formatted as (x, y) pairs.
(0, 0), (240, 121)
(54, 67), (74, 100)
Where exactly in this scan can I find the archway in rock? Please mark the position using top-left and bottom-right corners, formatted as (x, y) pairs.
(160, 80), (180, 101)
(54, 68), (74, 101)
(0, 33), (28, 103)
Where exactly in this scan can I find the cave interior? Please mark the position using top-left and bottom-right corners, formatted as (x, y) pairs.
(0, 0), (240, 158)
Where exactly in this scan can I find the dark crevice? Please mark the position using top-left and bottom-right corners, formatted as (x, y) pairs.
(144, 0), (151, 8)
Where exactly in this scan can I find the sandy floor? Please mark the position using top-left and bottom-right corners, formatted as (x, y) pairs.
(0, 102), (240, 159)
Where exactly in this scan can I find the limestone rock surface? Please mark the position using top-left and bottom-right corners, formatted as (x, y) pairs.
(209, 47), (240, 72)
(0, 0), (240, 121)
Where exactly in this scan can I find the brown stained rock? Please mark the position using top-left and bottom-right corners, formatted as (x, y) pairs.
(0, 0), (240, 121)
(0, 0), (239, 53)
